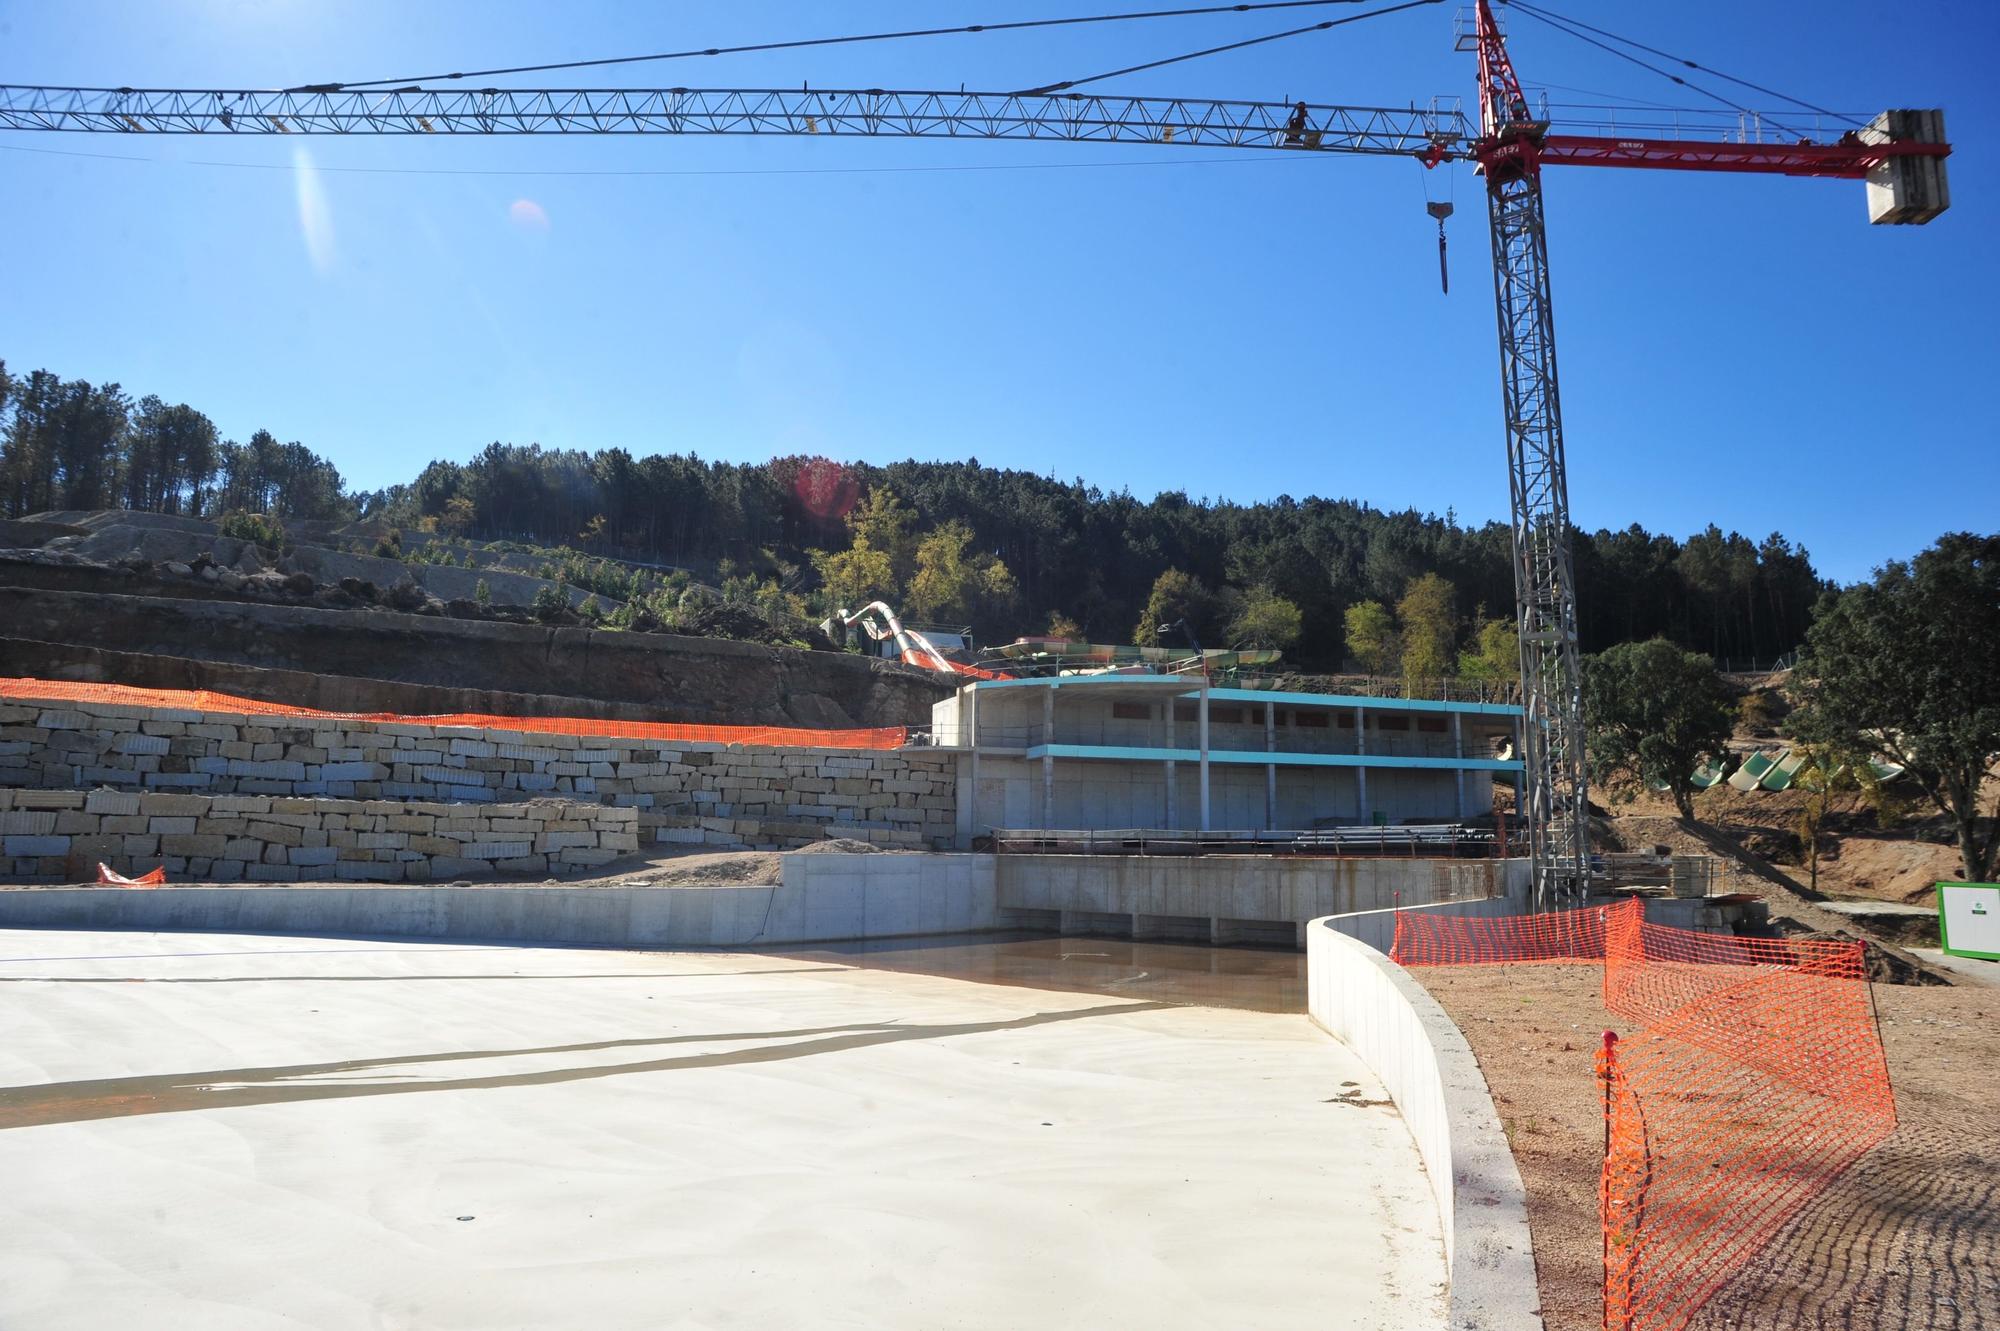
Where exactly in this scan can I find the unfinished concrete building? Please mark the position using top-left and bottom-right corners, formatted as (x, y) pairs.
(929, 675), (1522, 846)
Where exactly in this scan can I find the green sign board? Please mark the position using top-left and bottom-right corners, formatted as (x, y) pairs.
(1937, 882), (2000, 961)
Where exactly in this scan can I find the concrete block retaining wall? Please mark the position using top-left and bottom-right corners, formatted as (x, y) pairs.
(1306, 904), (1543, 1331)
(0, 787), (639, 883)
(0, 699), (956, 852)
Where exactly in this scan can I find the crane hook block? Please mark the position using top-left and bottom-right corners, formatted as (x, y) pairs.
(1426, 202), (1453, 295)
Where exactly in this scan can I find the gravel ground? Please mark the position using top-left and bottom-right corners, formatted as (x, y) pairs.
(1415, 964), (2000, 1331)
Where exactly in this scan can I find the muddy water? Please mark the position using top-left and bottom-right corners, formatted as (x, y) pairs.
(780, 932), (1306, 1013)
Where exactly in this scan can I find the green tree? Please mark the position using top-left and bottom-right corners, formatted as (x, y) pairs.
(848, 486), (919, 590)
(1584, 639), (1735, 820)
(1457, 615), (1520, 687)
(1133, 568), (1213, 648)
(812, 542), (897, 610)
(439, 494), (477, 537)
(1228, 584), (1303, 650)
(1397, 573), (1458, 690)
(1789, 533), (2000, 883)
(473, 579), (492, 606)
(1344, 600), (1400, 677)
(531, 583), (567, 622)
(1044, 610), (1084, 641)
(1791, 744), (1861, 895)
(909, 520), (1016, 623)
(218, 510), (285, 552)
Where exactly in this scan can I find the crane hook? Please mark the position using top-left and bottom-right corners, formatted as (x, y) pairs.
(1426, 201), (1453, 295)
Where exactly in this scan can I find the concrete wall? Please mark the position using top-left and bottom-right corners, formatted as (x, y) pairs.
(0, 787), (638, 883)
(995, 854), (1528, 945)
(1306, 914), (1542, 1331)
(0, 698), (956, 852)
(0, 853), (997, 948)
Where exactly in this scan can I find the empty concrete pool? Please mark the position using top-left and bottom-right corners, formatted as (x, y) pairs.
(0, 928), (1445, 1329)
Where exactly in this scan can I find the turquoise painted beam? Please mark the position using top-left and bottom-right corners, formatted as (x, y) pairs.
(1023, 743), (1524, 773)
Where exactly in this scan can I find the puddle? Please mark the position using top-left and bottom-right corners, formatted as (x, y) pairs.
(777, 932), (1305, 1013)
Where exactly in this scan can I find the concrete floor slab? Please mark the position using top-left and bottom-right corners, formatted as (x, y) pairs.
(0, 929), (1444, 1330)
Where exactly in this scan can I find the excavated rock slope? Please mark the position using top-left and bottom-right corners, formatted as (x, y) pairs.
(0, 586), (947, 728)
(0, 511), (951, 728)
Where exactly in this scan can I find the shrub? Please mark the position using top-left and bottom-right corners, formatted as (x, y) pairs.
(474, 579), (492, 606)
(219, 510), (285, 551)
(531, 584), (567, 622)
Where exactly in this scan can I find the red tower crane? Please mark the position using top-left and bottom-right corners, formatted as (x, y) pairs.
(0, 2), (1950, 902)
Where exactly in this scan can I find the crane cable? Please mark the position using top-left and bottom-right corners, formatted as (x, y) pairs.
(1512, 1), (1856, 138)
(302, 0), (1397, 93)
(1507, 2), (1868, 129)
(1016, 0), (1443, 95)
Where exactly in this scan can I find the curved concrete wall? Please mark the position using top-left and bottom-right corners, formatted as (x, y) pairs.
(1306, 912), (1543, 1331)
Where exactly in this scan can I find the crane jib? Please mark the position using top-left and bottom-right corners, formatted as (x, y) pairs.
(0, 85), (1474, 156)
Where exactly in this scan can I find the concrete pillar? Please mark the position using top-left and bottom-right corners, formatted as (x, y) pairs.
(1040, 686), (1055, 828)
(1164, 701), (1178, 830)
(1452, 711), (1466, 820)
(1198, 682), (1211, 833)
(1264, 701), (1277, 831)
(1355, 705), (1369, 825)
(964, 685), (980, 848)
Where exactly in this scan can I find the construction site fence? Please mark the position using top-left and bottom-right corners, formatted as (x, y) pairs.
(0, 678), (910, 751)
(1392, 899), (1895, 1331)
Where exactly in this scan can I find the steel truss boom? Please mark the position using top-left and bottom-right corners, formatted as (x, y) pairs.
(0, 84), (1471, 155)
(1469, 1), (1592, 909)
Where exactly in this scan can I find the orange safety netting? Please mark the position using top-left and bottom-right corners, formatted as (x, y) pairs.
(1394, 899), (1896, 1331)
(1386, 902), (1608, 965)
(0, 677), (910, 750)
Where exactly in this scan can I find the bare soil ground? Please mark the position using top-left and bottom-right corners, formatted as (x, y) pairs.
(1416, 964), (2000, 1331)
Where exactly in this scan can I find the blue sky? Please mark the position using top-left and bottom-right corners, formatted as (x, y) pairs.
(1, 1), (1992, 583)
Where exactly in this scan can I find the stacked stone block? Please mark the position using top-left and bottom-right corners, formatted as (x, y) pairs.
(0, 787), (639, 883)
(0, 698), (958, 860)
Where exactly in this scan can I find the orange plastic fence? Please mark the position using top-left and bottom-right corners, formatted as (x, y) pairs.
(1395, 899), (1896, 1331)
(1387, 902), (1607, 965)
(0, 678), (910, 750)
